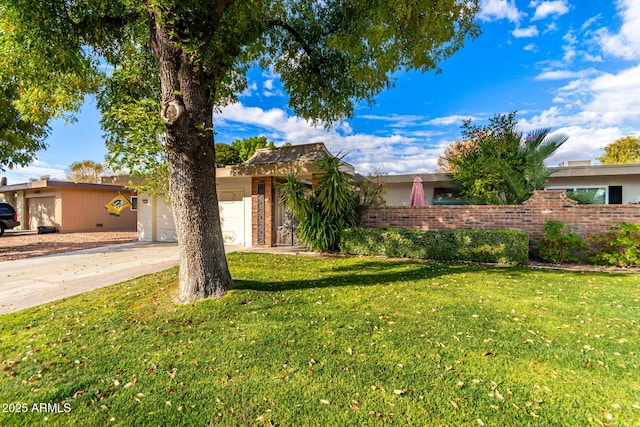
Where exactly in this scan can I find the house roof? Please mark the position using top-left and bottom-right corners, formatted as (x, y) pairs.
(223, 142), (355, 178)
(379, 163), (640, 184)
(0, 179), (129, 192)
(549, 162), (640, 178)
(243, 142), (331, 165)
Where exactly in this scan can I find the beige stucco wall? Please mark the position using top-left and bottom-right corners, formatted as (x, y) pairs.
(137, 177), (252, 245)
(383, 182), (440, 206)
(217, 178), (252, 246)
(0, 190), (27, 230)
(546, 175), (640, 204)
(2, 186), (136, 231)
(382, 174), (640, 206)
(60, 188), (136, 232)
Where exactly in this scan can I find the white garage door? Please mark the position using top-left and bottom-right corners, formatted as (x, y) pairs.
(155, 198), (177, 241)
(28, 197), (55, 229)
(152, 191), (245, 245)
(218, 190), (245, 245)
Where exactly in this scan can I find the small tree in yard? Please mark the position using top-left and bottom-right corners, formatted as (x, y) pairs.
(440, 112), (568, 204)
(280, 154), (357, 252)
(1, 0), (480, 302)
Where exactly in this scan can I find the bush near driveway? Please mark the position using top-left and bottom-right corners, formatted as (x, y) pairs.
(340, 227), (529, 265)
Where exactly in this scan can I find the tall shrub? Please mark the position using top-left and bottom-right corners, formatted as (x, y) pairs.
(279, 153), (357, 252)
(442, 112), (568, 204)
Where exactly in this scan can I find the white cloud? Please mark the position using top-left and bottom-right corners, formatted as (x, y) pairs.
(359, 113), (427, 128)
(215, 104), (448, 175)
(561, 30), (577, 62)
(596, 0), (640, 60)
(512, 26), (539, 38)
(478, 0), (522, 24)
(581, 14), (602, 31)
(239, 82), (258, 98)
(519, 63), (640, 165)
(1, 159), (67, 184)
(583, 65), (640, 124)
(546, 126), (625, 166)
(534, 68), (599, 81)
(531, 1), (570, 21)
(537, 65), (640, 126)
(426, 115), (476, 126)
(523, 43), (537, 51)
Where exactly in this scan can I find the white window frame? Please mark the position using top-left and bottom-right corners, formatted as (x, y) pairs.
(130, 196), (138, 211)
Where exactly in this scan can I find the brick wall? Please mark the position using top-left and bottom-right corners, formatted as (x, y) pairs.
(252, 177), (275, 247)
(360, 190), (640, 242)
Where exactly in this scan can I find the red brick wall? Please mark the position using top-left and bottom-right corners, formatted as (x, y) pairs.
(360, 190), (640, 242)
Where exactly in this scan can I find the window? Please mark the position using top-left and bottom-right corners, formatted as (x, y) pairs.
(547, 186), (608, 204)
(130, 196), (138, 211)
(433, 188), (468, 205)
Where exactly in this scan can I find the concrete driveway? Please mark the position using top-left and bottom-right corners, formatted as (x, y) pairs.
(0, 242), (242, 315)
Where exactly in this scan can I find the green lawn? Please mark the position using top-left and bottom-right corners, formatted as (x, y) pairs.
(1, 253), (638, 426)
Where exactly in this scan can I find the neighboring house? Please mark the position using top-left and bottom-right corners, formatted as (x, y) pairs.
(137, 143), (354, 247)
(0, 180), (137, 232)
(382, 161), (640, 206)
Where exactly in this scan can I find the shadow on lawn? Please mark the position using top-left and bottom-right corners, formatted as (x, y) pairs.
(230, 258), (484, 292)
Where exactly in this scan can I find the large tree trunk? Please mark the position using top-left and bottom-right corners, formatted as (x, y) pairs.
(149, 12), (232, 302)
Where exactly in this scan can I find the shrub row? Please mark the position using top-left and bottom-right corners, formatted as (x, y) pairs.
(536, 221), (640, 267)
(339, 227), (529, 265)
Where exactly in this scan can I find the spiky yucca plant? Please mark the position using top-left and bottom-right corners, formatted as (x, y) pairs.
(280, 153), (357, 252)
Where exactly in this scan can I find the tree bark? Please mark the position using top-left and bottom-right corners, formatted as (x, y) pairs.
(148, 11), (232, 302)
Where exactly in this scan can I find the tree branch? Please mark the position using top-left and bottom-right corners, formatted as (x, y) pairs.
(268, 19), (315, 57)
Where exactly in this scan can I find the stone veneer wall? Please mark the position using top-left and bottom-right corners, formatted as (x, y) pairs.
(360, 190), (640, 242)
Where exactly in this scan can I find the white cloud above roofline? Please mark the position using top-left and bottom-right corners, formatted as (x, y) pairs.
(513, 25), (539, 38)
(530, 1), (570, 21)
(478, 0), (523, 24)
(596, 0), (640, 60)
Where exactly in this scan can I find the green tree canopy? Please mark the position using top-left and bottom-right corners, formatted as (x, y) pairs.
(598, 136), (640, 165)
(214, 143), (241, 167)
(443, 112), (568, 205)
(231, 136), (275, 162)
(1, 0), (481, 302)
(0, 83), (48, 171)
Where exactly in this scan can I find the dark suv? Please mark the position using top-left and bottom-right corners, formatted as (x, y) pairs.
(0, 202), (20, 236)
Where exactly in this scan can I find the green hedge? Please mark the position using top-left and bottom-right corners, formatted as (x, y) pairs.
(339, 227), (529, 265)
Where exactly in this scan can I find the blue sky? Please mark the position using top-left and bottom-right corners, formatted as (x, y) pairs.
(3, 0), (640, 182)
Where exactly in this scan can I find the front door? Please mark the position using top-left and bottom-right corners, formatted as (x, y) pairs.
(274, 187), (300, 246)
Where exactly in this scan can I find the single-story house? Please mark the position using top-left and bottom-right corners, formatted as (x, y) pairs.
(136, 143), (354, 246)
(136, 142), (640, 248)
(0, 180), (137, 232)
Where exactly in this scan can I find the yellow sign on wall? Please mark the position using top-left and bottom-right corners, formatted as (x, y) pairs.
(105, 195), (132, 217)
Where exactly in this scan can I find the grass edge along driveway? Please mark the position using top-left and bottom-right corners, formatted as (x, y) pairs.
(1, 253), (638, 426)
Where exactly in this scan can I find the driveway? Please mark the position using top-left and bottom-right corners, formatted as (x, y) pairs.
(0, 241), (243, 315)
